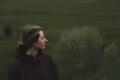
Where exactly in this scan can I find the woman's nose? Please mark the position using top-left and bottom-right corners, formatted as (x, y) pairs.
(45, 38), (48, 42)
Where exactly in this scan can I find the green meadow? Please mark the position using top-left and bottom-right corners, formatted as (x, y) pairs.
(0, 0), (120, 80)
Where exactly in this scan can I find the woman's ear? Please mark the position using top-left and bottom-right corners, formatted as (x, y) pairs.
(32, 43), (38, 49)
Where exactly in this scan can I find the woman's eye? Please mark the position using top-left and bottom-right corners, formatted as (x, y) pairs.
(41, 37), (44, 39)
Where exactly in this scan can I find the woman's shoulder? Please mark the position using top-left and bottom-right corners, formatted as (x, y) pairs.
(40, 51), (53, 61)
(41, 51), (50, 57)
(10, 57), (25, 68)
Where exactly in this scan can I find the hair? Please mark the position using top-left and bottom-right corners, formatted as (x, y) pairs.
(22, 25), (42, 46)
(15, 25), (42, 55)
(16, 25), (42, 54)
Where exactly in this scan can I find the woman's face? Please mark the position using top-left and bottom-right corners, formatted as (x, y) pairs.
(34, 31), (48, 49)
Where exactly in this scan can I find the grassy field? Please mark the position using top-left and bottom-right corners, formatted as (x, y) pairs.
(0, 0), (120, 80)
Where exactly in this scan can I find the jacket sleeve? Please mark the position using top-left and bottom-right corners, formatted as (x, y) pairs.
(8, 62), (20, 80)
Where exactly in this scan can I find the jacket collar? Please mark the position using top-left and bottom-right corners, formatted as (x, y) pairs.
(15, 48), (43, 64)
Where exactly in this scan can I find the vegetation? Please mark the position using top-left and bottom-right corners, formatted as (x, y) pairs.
(52, 27), (120, 80)
(3, 26), (13, 36)
(0, 0), (120, 80)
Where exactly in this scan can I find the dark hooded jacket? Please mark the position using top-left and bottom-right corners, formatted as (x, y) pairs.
(8, 46), (60, 80)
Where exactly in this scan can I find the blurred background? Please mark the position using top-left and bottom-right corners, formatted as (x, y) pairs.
(0, 0), (120, 80)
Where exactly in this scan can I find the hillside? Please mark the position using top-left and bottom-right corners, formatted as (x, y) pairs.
(0, 0), (120, 80)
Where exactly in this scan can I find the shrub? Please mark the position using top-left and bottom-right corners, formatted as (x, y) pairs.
(53, 27), (120, 80)
(3, 26), (12, 36)
(53, 27), (104, 80)
(103, 43), (120, 64)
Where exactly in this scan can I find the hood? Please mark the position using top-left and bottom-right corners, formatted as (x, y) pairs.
(14, 45), (43, 64)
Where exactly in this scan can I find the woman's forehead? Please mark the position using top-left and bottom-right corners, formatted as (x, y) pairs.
(39, 31), (44, 37)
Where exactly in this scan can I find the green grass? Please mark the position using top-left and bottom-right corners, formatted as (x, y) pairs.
(0, 0), (120, 80)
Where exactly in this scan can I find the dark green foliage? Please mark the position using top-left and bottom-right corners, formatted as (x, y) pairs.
(92, 59), (120, 80)
(103, 43), (120, 65)
(53, 27), (120, 80)
(3, 26), (12, 36)
(53, 27), (103, 80)
(0, 0), (120, 80)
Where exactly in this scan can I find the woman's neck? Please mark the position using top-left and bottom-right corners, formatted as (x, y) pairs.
(26, 46), (38, 58)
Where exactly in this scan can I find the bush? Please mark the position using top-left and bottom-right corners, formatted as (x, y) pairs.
(53, 27), (103, 80)
(3, 26), (12, 36)
(52, 27), (120, 80)
(103, 43), (120, 64)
